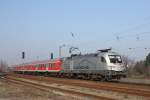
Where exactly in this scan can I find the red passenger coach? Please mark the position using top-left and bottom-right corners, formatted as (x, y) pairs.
(14, 59), (62, 72)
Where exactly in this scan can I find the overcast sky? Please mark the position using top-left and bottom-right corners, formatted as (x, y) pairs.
(0, 0), (150, 65)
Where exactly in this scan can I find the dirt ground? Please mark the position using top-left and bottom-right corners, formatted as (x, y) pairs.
(0, 79), (80, 100)
(0, 77), (150, 100)
(120, 77), (150, 85)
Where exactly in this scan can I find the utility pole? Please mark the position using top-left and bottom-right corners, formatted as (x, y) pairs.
(59, 44), (66, 58)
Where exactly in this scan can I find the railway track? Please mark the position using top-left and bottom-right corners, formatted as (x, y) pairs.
(7, 74), (150, 98)
(4, 76), (114, 100)
(111, 80), (150, 87)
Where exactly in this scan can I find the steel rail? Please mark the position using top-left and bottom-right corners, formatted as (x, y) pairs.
(8, 74), (150, 97)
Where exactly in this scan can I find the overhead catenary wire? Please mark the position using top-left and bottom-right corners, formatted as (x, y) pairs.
(105, 31), (150, 44)
(105, 17), (150, 43)
(114, 21), (150, 36)
(115, 31), (150, 41)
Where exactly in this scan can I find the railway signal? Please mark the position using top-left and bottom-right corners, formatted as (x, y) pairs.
(22, 52), (25, 59)
(51, 53), (53, 59)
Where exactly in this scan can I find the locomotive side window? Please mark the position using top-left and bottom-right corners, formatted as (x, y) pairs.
(101, 57), (106, 63)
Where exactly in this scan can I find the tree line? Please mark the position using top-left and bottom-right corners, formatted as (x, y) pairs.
(126, 53), (150, 78)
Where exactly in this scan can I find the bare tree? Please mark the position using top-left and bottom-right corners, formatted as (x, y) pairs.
(0, 60), (8, 73)
(122, 55), (135, 68)
(121, 55), (136, 77)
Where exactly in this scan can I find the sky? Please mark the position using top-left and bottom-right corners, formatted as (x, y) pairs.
(0, 0), (150, 65)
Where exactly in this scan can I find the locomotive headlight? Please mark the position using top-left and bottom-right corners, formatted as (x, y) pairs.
(108, 65), (124, 71)
(109, 66), (116, 70)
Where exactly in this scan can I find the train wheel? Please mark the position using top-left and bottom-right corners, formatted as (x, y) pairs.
(104, 76), (112, 81)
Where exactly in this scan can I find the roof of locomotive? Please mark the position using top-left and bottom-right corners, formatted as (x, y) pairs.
(68, 50), (120, 58)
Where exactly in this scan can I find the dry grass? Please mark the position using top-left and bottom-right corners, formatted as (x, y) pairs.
(0, 79), (78, 100)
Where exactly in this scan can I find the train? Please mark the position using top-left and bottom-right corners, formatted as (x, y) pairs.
(14, 49), (126, 81)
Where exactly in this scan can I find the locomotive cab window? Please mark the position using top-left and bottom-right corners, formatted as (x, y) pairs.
(101, 57), (106, 63)
(109, 55), (122, 63)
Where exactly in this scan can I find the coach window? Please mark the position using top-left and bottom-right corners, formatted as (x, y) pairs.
(46, 64), (49, 67)
(41, 64), (43, 68)
(101, 57), (106, 63)
(52, 63), (55, 68)
(51, 63), (53, 68)
(39, 64), (41, 68)
(36, 64), (39, 67)
(44, 64), (46, 68)
(42, 64), (43, 68)
(49, 63), (52, 68)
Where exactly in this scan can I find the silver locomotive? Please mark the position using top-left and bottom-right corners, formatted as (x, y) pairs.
(61, 49), (126, 80)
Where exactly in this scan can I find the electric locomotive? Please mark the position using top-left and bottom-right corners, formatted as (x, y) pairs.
(61, 49), (126, 80)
